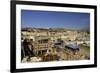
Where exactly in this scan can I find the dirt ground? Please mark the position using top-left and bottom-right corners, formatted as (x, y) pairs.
(57, 45), (90, 61)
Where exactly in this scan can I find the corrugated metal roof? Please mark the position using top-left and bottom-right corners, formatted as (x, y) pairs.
(65, 44), (79, 49)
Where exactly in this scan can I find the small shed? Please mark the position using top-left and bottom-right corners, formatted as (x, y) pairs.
(65, 44), (79, 54)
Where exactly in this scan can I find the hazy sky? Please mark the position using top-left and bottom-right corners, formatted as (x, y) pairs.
(21, 10), (90, 30)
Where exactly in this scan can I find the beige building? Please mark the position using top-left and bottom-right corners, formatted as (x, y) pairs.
(33, 36), (53, 56)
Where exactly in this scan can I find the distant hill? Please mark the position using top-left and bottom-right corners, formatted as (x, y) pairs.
(21, 26), (90, 33)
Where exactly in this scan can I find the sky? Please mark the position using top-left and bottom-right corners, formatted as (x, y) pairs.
(21, 10), (90, 30)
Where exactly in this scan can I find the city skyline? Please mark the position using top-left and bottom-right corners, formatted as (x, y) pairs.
(21, 10), (90, 30)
